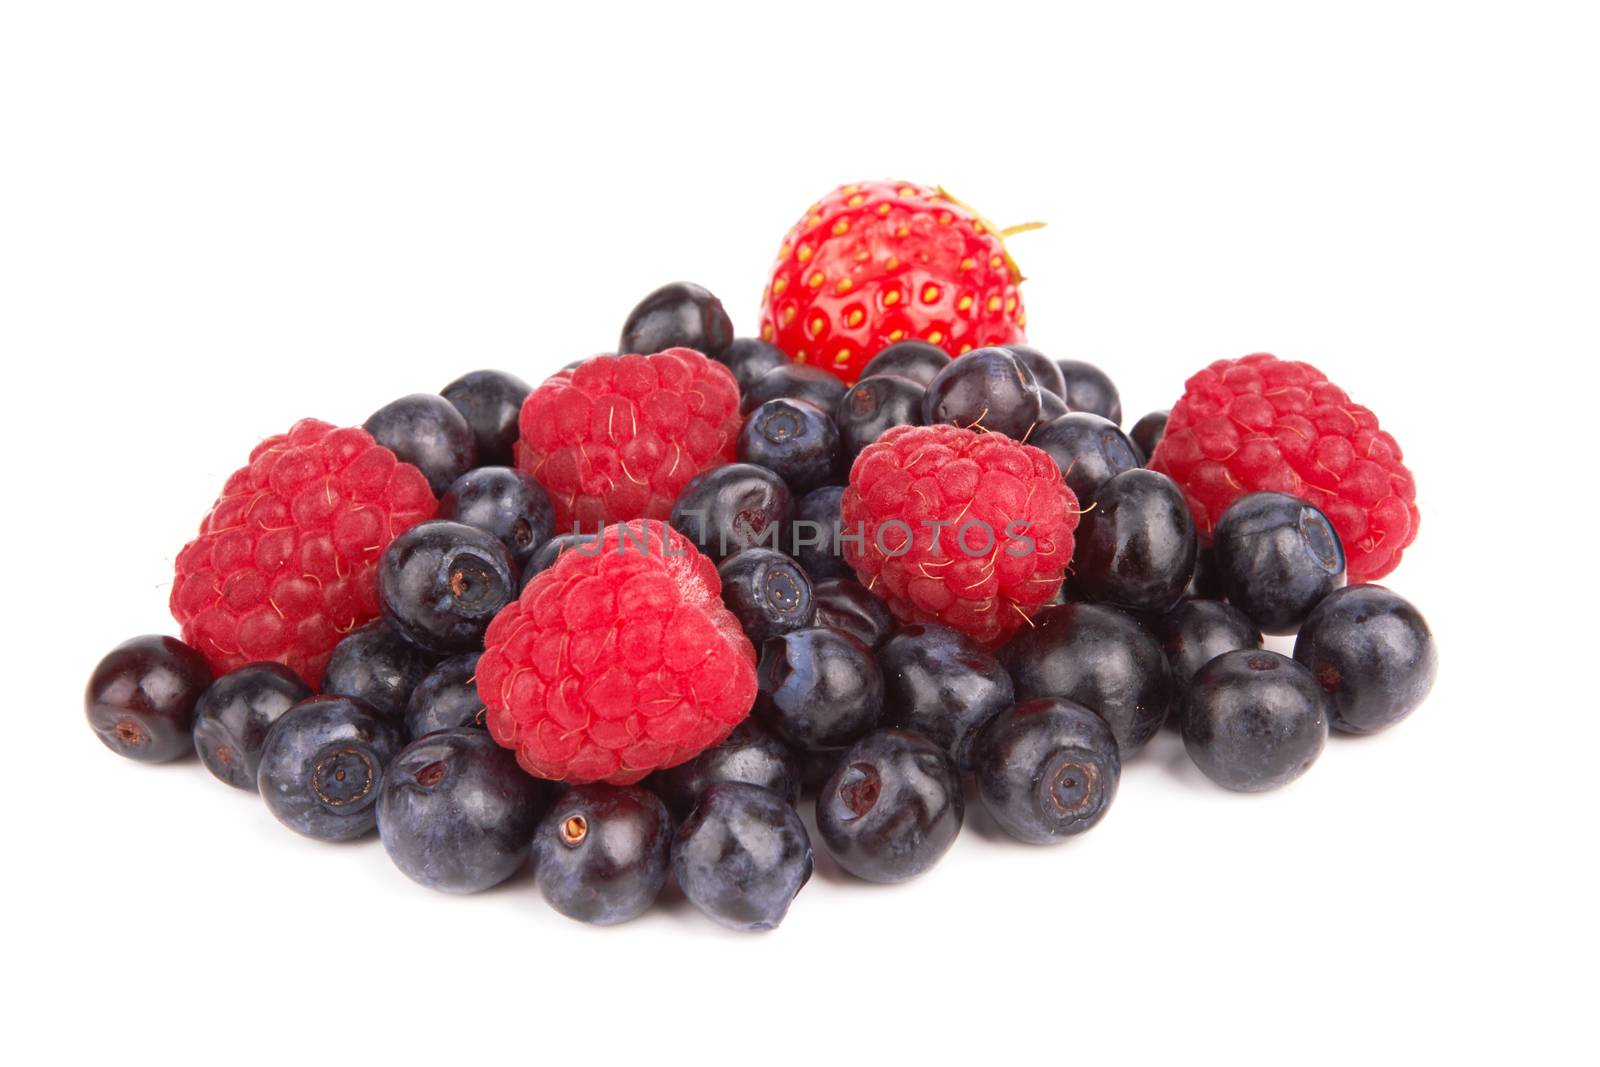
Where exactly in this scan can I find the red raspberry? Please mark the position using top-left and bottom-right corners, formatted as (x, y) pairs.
(1148, 353), (1419, 582)
(841, 425), (1078, 646)
(476, 519), (757, 785)
(514, 348), (741, 532)
(170, 419), (437, 686)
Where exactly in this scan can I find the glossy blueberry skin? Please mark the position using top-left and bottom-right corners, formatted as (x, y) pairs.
(1038, 389), (1069, 424)
(790, 485), (851, 583)
(738, 398), (840, 495)
(85, 635), (212, 763)
(438, 467), (554, 569)
(880, 623), (1013, 772)
(670, 463), (792, 561)
(835, 374), (925, 462)
(1073, 468), (1198, 614)
(378, 729), (547, 893)
(1213, 492), (1346, 635)
(321, 620), (441, 724)
(811, 578), (894, 651)
(364, 393), (478, 496)
(756, 627), (884, 752)
(1005, 345), (1067, 398)
(520, 531), (593, 590)
(1294, 585), (1436, 735)
(440, 370), (532, 468)
(974, 698), (1120, 844)
(619, 281), (734, 360)
(404, 652), (486, 739)
(859, 341), (950, 387)
(718, 548), (815, 645)
(648, 719), (802, 820)
(533, 784), (673, 925)
(193, 662), (313, 789)
(257, 696), (405, 841)
(741, 364), (849, 417)
(1153, 600), (1263, 691)
(922, 346), (1042, 440)
(818, 730), (963, 883)
(999, 603), (1172, 756)
(1030, 412), (1142, 503)
(1055, 359), (1122, 425)
(673, 783), (813, 932)
(1181, 650), (1328, 792)
(1130, 410), (1168, 464)
(378, 520), (519, 653)
(716, 338), (790, 394)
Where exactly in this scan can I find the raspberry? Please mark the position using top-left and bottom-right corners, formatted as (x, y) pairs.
(841, 425), (1078, 646)
(1148, 353), (1418, 582)
(476, 519), (758, 785)
(170, 419), (438, 686)
(514, 348), (741, 533)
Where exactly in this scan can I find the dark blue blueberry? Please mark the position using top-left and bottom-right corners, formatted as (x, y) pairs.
(404, 652), (487, 739)
(859, 341), (950, 387)
(1030, 412), (1142, 503)
(740, 363), (849, 417)
(1213, 492), (1346, 635)
(1005, 344), (1067, 397)
(798, 747), (842, 796)
(1294, 585), (1436, 735)
(756, 627), (884, 752)
(364, 393), (478, 496)
(1186, 546), (1227, 599)
(817, 730), (963, 883)
(377, 728), (545, 893)
(648, 719), (801, 821)
(1153, 599), (1263, 691)
(835, 374), (925, 461)
(619, 281), (734, 360)
(378, 519), (519, 653)
(922, 346), (1042, 440)
(1038, 388), (1070, 425)
(880, 623), (1013, 772)
(85, 635), (212, 764)
(1180, 650), (1328, 792)
(440, 370), (531, 467)
(321, 619), (440, 724)
(1055, 359), (1122, 425)
(1130, 409), (1169, 463)
(669, 463), (792, 561)
(438, 466), (554, 569)
(973, 698), (1121, 844)
(193, 662), (312, 789)
(520, 531), (593, 590)
(257, 696), (405, 841)
(716, 337), (790, 394)
(718, 548), (815, 645)
(790, 485), (851, 583)
(999, 603), (1172, 757)
(672, 783), (813, 932)
(533, 784), (672, 925)
(1073, 468), (1197, 614)
(737, 398), (840, 494)
(811, 578), (893, 651)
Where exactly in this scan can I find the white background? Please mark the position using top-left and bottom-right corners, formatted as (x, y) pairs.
(3, 2), (1596, 1063)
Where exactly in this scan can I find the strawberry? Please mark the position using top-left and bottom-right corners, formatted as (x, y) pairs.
(757, 180), (1034, 384)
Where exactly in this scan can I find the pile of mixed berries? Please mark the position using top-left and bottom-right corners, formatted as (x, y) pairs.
(85, 180), (1436, 932)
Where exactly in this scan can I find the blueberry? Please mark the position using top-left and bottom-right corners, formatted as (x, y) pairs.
(1130, 410), (1168, 463)
(859, 341), (950, 387)
(1293, 585), (1437, 735)
(1213, 492), (1346, 635)
(790, 485), (851, 582)
(1152, 600), (1263, 690)
(999, 603), (1172, 756)
(438, 467), (553, 569)
(737, 398), (840, 494)
(1186, 546), (1227, 599)
(364, 393), (478, 496)
(520, 531), (593, 590)
(1055, 359), (1122, 425)
(798, 747), (842, 796)
(718, 548), (815, 645)
(1180, 650), (1328, 792)
(880, 623), (1014, 772)
(716, 337), (790, 393)
(670, 463), (792, 561)
(257, 696), (405, 841)
(973, 698), (1120, 844)
(440, 370), (532, 467)
(741, 363), (849, 417)
(672, 783), (813, 932)
(404, 652), (487, 739)
(811, 578), (894, 651)
(756, 627), (884, 751)
(1038, 388), (1070, 424)
(835, 374), (925, 461)
(619, 281), (734, 360)
(321, 620), (440, 724)
(1004, 344), (1067, 398)
(1030, 412), (1141, 503)
(378, 519), (519, 653)
(1072, 468), (1197, 614)
(193, 662), (312, 789)
(533, 784), (673, 925)
(648, 719), (802, 820)
(378, 728), (547, 893)
(85, 635), (212, 763)
(817, 730), (963, 883)
(922, 346), (1042, 440)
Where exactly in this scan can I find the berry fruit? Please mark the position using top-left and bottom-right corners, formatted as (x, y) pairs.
(669, 462), (792, 561)
(1029, 412), (1142, 503)
(85, 635), (213, 763)
(520, 531), (591, 590)
(1152, 600), (1263, 690)
(718, 548), (816, 645)
(1213, 492), (1346, 635)
(320, 620), (440, 723)
(1006, 345), (1066, 397)
(1072, 468), (1198, 614)
(438, 467), (554, 569)
(648, 719), (802, 820)
(921, 346), (1042, 440)
(756, 627), (884, 751)
(673, 782), (813, 932)
(1038, 389), (1070, 424)
(404, 652), (487, 739)
(790, 484), (851, 582)
(817, 729), (963, 883)
(1055, 359), (1122, 424)
(378, 519), (519, 653)
(1130, 410), (1168, 462)
(257, 696), (405, 841)
(193, 662), (313, 788)
(1294, 585), (1436, 735)
(364, 393), (479, 496)
(1180, 650), (1329, 792)
(737, 398), (840, 494)
(973, 698), (1120, 844)
(811, 578), (894, 651)
(532, 784), (673, 925)
(440, 370), (532, 468)
(880, 622), (1014, 772)
(619, 281), (734, 361)
(835, 374), (925, 462)
(715, 337), (791, 393)
(740, 363), (849, 417)
(859, 340), (950, 387)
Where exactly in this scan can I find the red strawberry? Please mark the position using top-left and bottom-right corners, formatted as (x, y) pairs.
(758, 180), (1033, 384)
